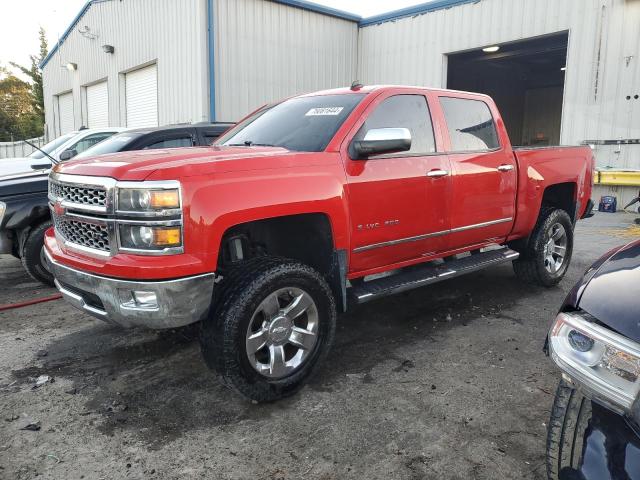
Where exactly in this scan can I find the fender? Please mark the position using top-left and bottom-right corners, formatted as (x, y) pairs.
(170, 157), (350, 273)
(1, 192), (50, 231)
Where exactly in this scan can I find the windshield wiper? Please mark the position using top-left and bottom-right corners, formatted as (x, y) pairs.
(22, 139), (58, 165)
(228, 141), (276, 147)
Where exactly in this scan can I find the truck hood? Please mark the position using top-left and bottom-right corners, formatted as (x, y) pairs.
(1, 157), (51, 177)
(54, 146), (331, 181)
(0, 170), (49, 198)
(577, 239), (640, 343)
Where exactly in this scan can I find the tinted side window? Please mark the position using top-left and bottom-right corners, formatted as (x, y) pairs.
(354, 95), (436, 156)
(439, 97), (499, 151)
(71, 133), (114, 154)
(143, 137), (193, 149)
(202, 133), (222, 145)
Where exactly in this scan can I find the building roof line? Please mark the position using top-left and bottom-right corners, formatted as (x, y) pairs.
(270, 0), (361, 22)
(39, 0), (362, 69)
(39, 0), (100, 69)
(39, 0), (481, 69)
(358, 0), (480, 27)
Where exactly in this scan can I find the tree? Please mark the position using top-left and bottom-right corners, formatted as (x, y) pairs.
(11, 27), (47, 124)
(0, 27), (48, 141)
(0, 65), (42, 141)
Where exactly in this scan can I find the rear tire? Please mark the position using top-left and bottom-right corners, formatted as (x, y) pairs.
(546, 379), (591, 480)
(200, 257), (336, 402)
(21, 221), (54, 286)
(513, 208), (573, 287)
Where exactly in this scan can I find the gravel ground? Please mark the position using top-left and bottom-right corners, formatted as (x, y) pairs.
(1, 211), (638, 480)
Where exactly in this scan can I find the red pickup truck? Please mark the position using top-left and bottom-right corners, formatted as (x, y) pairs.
(44, 86), (594, 401)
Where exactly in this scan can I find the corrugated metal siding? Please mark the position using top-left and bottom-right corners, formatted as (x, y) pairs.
(42, 0), (209, 139)
(125, 64), (158, 128)
(57, 91), (75, 134)
(358, 0), (640, 172)
(86, 81), (109, 128)
(213, 0), (358, 121)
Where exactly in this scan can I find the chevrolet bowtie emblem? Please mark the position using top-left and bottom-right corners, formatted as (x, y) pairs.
(53, 200), (65, 216)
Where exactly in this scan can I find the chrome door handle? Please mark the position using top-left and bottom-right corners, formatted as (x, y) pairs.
(497, 164), (515, 172)
(427, 169), (449, 178)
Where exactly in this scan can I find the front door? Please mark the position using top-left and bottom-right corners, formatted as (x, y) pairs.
(342, 92), (451, 274)
(437, 95), (517, 250)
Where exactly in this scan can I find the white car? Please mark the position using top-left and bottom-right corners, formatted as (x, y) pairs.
(0, 128), (125, 177)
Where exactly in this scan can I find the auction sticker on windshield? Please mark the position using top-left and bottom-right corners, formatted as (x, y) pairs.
(305, 107), (344, 116)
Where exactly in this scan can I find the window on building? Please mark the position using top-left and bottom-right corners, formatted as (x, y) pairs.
(439, 97), (500, 152)
(353, 95), (436, 156)
(143, 137), (194, 149)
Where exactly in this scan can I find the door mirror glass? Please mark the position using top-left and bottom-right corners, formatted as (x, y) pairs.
(352, 128), (411, 159)
(59, 149), (78, 161)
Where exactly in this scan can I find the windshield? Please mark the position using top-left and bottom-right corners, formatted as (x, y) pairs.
(28, 133), (76, 159)
(75, 133), (142, 159)
(218, 94), (365, 152)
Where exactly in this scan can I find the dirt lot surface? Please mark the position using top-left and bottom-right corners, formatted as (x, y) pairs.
(1, 212), (638, 480)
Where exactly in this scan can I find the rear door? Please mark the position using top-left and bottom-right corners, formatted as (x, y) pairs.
(343, 92), (452, 273)
(437, 95), (516, 250)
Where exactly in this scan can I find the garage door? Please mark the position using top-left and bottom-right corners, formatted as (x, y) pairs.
(86, 81), (109, 128)
(125, 64), (158, 128)
(58, 92), (74, 134)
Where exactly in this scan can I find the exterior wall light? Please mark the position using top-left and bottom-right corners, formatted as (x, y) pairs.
(482, 46), (500, 53)
(102, 45), (115, 54)
(65, 63), (78, 71)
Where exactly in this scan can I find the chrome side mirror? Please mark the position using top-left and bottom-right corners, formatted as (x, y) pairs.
(351, 128), (412, 159)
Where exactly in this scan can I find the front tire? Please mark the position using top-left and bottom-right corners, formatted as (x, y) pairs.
(513, 208), (574, 287)
(21, 221), (54, 286)
(546, 379), (591, 480)
(200, 257), (336, 402)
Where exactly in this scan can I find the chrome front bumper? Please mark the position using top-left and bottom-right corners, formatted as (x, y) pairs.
(45, 250), (215, 329)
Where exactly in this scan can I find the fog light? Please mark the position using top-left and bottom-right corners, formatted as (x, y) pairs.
(568, 329), (594, 352)
(132, 291), (158, 309)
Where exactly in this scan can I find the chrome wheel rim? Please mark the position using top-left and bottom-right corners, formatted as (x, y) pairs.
(245, 287), (319, 379)
(544, 223), (568, 273)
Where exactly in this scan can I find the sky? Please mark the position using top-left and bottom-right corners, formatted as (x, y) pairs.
(1, 0), (428, 75)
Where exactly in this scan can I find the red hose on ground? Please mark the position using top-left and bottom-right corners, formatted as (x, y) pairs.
(0, 293), (63, 312)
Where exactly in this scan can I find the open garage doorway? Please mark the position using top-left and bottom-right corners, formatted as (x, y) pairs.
(447, 32), (568, 147)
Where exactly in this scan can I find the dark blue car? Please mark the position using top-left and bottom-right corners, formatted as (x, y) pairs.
(546, 238), (640, 480)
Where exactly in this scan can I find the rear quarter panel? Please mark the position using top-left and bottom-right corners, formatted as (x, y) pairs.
(509, 146), (594, 241)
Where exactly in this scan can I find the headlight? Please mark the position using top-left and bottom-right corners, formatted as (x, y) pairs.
(115, 181), (183, 255)
(119, 225), (182, 251)
(118, 187), (180, 213)
(0, 201), (5, 223)
(549, 312), (640, 412)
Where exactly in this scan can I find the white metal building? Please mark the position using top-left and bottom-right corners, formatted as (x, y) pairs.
(41, 0), (640, 202)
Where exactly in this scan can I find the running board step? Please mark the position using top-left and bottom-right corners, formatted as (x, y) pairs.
(349, 248), (519, 304)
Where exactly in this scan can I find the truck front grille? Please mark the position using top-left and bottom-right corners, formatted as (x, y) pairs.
(52, 212), (110, 252)
(49, 180), (107, 208)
